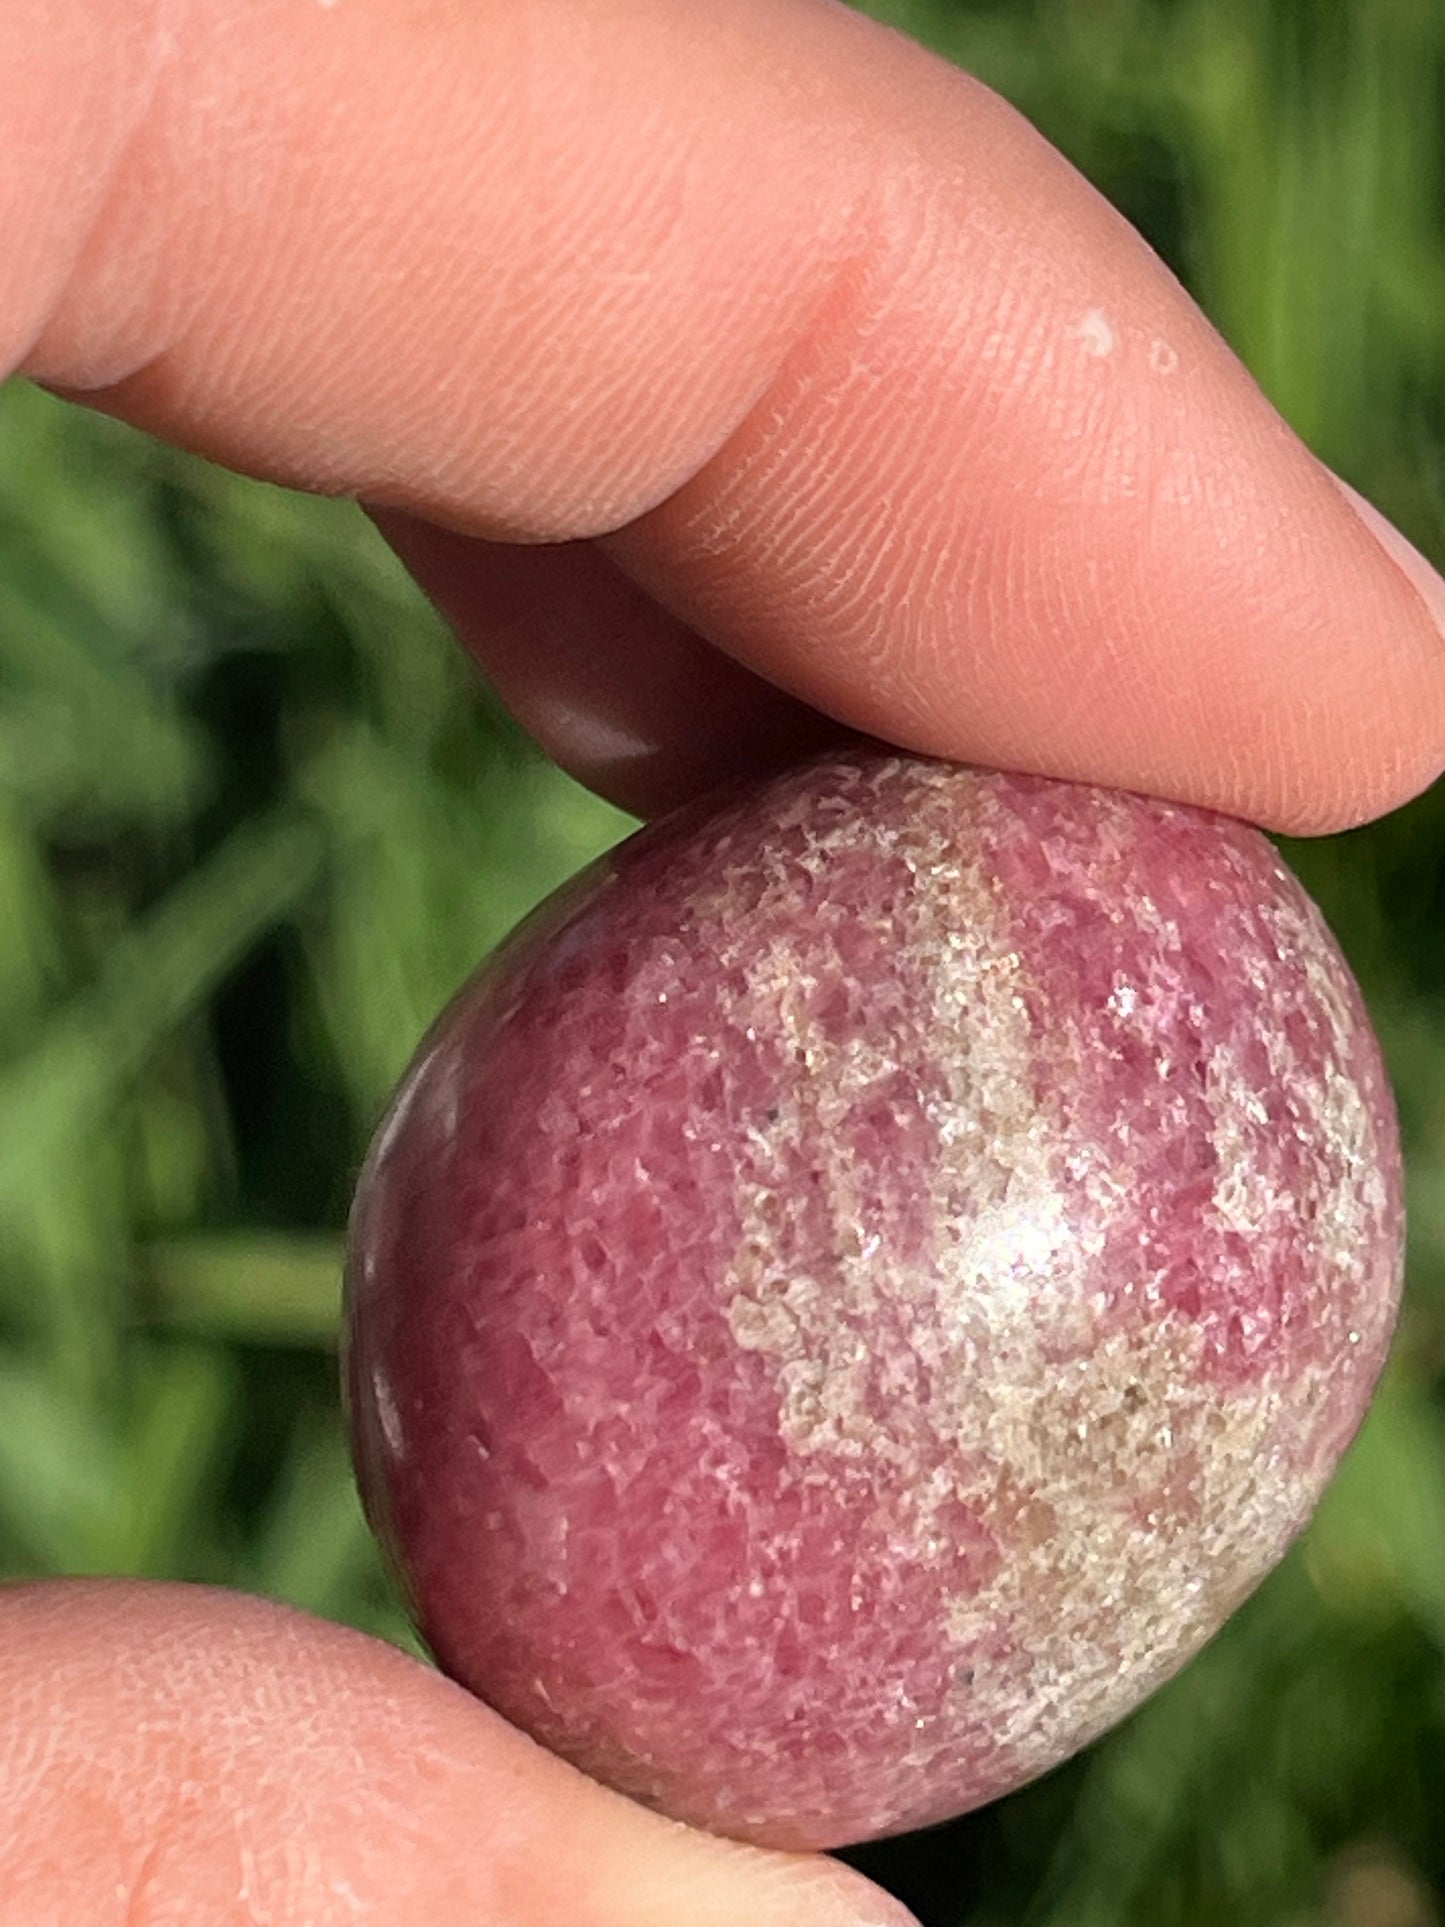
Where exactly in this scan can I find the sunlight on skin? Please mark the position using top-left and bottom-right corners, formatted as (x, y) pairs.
(3, 1), (1445, 1920)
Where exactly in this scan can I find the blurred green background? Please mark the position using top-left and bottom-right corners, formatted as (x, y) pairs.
(0, 1), (1442, 1922)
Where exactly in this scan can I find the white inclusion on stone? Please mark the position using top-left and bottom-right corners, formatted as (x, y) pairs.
(1108, 981), (1139, 1018)
(1149, 336), (1180, 375)
(1205, 1042), (1276, 1236)
(1075, 308), (1117, 359)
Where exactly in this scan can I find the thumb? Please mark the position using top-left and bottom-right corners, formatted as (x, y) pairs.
(0, 1581), (915, 1927)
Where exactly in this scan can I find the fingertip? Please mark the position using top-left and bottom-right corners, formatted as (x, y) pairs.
(0, 1580), (918, 1927)
(611, 259), (1445, 839)
(1244, 472), (1445, 835)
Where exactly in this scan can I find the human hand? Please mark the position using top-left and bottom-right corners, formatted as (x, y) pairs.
(5, 2), (1445, 1922)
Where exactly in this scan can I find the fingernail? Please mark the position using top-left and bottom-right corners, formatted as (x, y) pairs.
(781, 1859), (924, 1927)
(809, 1865), (920, 1927)
(824, 1877), (925, 1927)
(825, 1897), (924, 1927)
(1333, 477), (1445, 637)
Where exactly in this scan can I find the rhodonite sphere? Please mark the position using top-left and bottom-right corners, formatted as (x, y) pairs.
(344, 753), (1403, 1851)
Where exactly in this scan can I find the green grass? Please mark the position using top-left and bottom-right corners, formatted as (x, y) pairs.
(0, 382), (630, 1637)
(1, 3), (1443, 1923)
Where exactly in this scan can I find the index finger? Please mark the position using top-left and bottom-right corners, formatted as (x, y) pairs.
(9, 0), (1445, 832)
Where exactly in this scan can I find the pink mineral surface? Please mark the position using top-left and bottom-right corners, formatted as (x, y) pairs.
(344, 753), (1404, 1851)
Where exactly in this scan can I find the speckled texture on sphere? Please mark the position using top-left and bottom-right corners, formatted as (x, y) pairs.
(345, 753), (1403, 1851)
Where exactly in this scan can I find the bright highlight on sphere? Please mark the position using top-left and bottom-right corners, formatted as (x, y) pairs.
(345, 753), (1403, 1850)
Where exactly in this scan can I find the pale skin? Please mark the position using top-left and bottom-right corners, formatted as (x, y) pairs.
(4, 1), (1445, 1921)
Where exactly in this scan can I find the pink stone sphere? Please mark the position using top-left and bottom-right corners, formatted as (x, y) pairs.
(344, 753), (1403, 1851)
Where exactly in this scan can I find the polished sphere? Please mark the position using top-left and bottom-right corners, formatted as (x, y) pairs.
(345, 753), (1403, 1850)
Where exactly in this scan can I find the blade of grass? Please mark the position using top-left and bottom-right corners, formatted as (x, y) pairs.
(0, 576), (206, 823)
(140, 1232), (344, 1347)
(0, 805), (326, 1214)
(116, 1340), (238, 1577)
(0, 1360), (120, 1574)
(247, 1410), (378, 1619)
